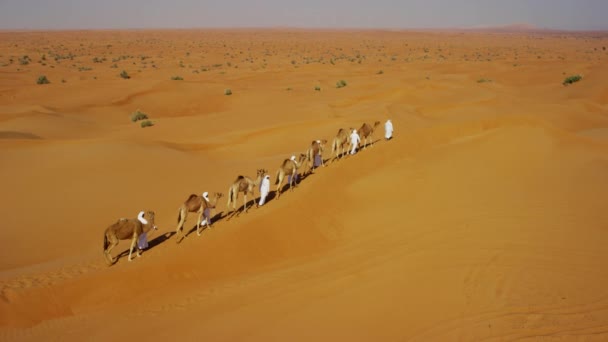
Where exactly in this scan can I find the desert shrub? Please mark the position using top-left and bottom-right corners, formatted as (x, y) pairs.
(314, 86), (321, 91)
(286, 87), (292, 91)
(377, 70), (384, 75)
(140, 120), (154, 128)
(19, 55), (30, 65)
(36, 75), (50, 85)
(120, 70), (130, 79)
(171, 76), (184, 80)
(477, 78), (492, 83)
(130, 110), (148, 122)
(563, 75), (582, 86)
(336, 80), (347, 88)
(224, 88), (232, 95)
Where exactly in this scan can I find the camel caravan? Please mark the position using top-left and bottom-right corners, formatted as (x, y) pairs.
(102, 120), (393, 265)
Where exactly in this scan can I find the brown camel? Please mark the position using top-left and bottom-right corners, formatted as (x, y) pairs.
(103, 211), (157, 266)
(275, 153), (307, 199)
(359, 121), (381, 149)
(305, 139), (327, 175)
(330, 128), (351, 163)
(227, 169), (266, 214)
(175, 192), (224, 242)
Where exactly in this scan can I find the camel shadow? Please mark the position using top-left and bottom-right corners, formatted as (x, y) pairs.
(115, 231), (176, 261)
(184, 211), (230, 236)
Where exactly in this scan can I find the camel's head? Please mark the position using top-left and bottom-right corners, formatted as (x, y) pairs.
(214, 192), (224, 200)
(374, 121), (381, 127)
(257, 169), (267, 178)
(145, 211), (157, 230)
(299, 153), (307, 162)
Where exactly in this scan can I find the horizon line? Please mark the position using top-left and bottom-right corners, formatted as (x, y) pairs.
(1, 25), (608, 34)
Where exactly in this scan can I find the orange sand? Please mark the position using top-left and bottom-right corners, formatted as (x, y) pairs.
(1, 29), (608, 341)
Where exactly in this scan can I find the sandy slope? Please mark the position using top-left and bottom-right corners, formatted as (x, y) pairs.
(1, 30), (608, 341)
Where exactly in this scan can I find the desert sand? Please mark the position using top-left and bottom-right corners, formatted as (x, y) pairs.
(1, 29), (608, 341)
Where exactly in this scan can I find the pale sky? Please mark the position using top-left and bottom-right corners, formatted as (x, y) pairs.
(0, 0), (606, 31)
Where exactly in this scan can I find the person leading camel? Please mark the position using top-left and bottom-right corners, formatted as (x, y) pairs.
(350, 129), (361, 155)
(259, 174), (271, 206)
(385, 119), (393, 140)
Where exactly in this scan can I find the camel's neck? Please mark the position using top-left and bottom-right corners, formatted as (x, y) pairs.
(254, 175), (263, 185)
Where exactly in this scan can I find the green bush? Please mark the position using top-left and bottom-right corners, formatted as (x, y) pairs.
(224, 88), (232, 95)
(336, 80), (347, 88)
(314, 86), (321, 91)
(130, 110), (148, 122)
(120, 70), (130, 79)
(477, 78), (492, 83)
(171, 76), (184, 80)
(563, 75), (582, 86)
(36, 75), (50, 85)
(140, 120), (154, 128)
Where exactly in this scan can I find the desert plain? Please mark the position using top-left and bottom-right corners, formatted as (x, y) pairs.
(1, 29), (608, 340)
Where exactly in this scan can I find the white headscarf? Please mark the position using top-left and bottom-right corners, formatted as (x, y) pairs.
(202, 192), (209, 202)
(290, 155), (296, 161)
(353, 129), (357, 134)
(137, 211), (148, 225)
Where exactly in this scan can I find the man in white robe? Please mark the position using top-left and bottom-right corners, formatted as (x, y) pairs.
(259, 174), (271, 206)
(200, 191), (211, 226)
(350, 129), (361, 155)
(385, 119), (393, 140)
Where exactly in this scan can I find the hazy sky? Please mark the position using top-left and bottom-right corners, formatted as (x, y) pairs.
(0, 0), (606, 31)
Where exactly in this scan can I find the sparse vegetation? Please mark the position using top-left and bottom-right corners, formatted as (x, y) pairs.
(140, 120), (154, 128)
(377, 70), (384, 75)
(314, 86), (321, 91)
(130, 109), (148, 122)
(19, 55), (30, 65)
(171, 76), (184, 80)
(224, 88), (232, 95)
(563, 75), (582, 86)
(336, 80), (347, 88)
(120, 70), (130, 79)
(36, 75), (50, 85)
(477, 78), (492, 83)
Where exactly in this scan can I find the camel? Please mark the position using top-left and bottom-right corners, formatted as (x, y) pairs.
(226, 169), (266, 214)
(305, 139), (327, 175)
(103, 211), (157, 266)
(330, 128), (351, 163)
(175, 192), (224, 242)
(275, 153), (307, 199)
(359, 121), (381, 149)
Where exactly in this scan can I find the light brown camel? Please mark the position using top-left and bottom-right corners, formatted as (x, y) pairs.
(275, 153), (307, 199)
(103, 211), (157, 266)
(305, 139), (327, 175)
(330, 128), (351, 163)
(227, 169), (266, 214)
(175, 192), (224, 242)
(359, 121), (381, 149)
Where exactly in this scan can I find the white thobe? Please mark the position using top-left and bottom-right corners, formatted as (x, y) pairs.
(385, 120), (393, 139)
(350, 132), (360, 154)
(259, 176), (271, 206)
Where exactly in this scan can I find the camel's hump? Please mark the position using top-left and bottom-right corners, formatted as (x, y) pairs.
(187, 194), (198, 200)
(235, 175), (245, 181)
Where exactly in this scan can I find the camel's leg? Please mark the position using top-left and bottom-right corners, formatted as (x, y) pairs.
(276, 175), (283, 199)
(176, 207), (187, 240)
(128, 232), (138, 261)
(196, 209), (203, 236)
(105, 235), (120, 264)
(244, 193), (248, 212)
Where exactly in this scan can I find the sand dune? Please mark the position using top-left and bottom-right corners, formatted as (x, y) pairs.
(1, 29), (608, 341)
